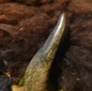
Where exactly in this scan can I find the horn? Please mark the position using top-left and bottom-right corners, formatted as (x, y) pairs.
(25, 13), (66, 91)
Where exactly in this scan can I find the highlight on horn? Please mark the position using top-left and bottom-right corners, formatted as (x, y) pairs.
(24, 13), (66, 91)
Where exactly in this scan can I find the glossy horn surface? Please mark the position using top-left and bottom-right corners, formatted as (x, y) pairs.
(25, 13), (66, 91)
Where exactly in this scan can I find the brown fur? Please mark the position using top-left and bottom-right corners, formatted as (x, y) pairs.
(0, 0), (92, 91)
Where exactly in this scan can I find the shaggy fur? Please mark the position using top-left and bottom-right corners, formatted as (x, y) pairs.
(0, 0), (92, 91)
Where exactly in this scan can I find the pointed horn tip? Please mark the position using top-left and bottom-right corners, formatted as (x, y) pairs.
(60, 13), (66, 29)
(60, 13), (66, 23)
(56, 13), (66, 33)
(61, 13), (65, 18)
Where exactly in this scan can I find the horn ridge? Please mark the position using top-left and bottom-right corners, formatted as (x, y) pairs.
(25, 13), (66, 91)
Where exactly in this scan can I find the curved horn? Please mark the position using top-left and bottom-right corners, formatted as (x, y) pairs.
(25, 13), (66, 91)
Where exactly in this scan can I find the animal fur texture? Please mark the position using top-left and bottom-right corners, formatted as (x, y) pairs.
(0, 0), (92, 91)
